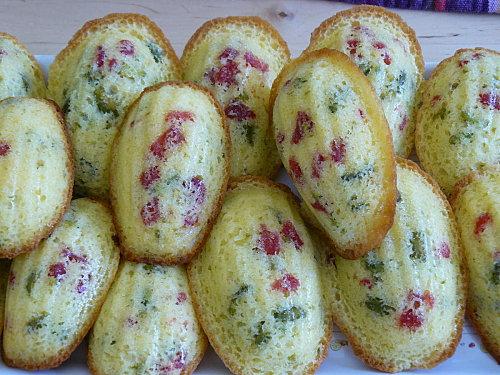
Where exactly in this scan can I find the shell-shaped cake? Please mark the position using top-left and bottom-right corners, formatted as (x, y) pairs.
(88, 261), (207, 375)
(48, 13), (181, 198)
(0, 98), (73, 258)
(0, 32), (46, 100)
(306, 5), (424, 157)
(110, 82), (230, 265)
(182, 16), (290, 177)
(0, 260), (9, 336)
(314, 158), (466, 372)
(450, 165), (499, 362)
(271, 48), (396, 259)
(188, 177), (332, 375)
(415, 47), (499, 195)
(2, 198), (120, 370)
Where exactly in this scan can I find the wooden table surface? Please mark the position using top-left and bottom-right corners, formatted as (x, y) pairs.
(1, 0), (499, 62)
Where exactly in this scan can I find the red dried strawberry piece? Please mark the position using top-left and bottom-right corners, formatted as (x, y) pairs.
(183, 213), (199, 227)
(150, 126), (185, 159)
(288, 157), (303, 184)
(292, 111), (314, 144)
(359, 278), (372, 289)
(165, 111), (195, 126)
(224, 100), (256, 121)
(311, 200), (327, 213)
(478, 92), (500, 111)
(48, 262), (66, 279)
(398, 308), (423, 331)
(0, 141), (11, 156)
(271, 273), (300, 294)
(399, 114), (408, 131)
(430, 95), (442, 106)
(383, 53), (392, 65)
(244, 51), (269, 73)
(76, 278), (87, 294)
(347, 39), (359, 55)
(437, 242), (451, 259)
(358, 109), (366, 119)
(206, 60), (240, 87)
(118, 39), (135, 56)
(61, 246), (88, 264)
(331, 138), (346, 163)
(184, 176), (206, 206)
(94, 46), (106, 68)
(140, 165), (161, 189)
(141, 197), (160, 226)
(156, 351), (186, 372)
(474, 212), (493, 236)
(183, 176), (206, 227)
(458, 53), (482, 67)
(258, 224), (281, 255)
(219, 47), (239, 63)
(108, 58), (118, 71)
(373, 41), (386, 49)
(281, 220), (304, 250)
(311, 152), (326, 179)
(176, 291), (187, 305)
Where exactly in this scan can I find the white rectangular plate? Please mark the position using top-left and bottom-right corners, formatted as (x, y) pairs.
(0, 57), (496, 374)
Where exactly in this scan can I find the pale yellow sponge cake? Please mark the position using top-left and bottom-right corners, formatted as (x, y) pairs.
(88, 261), (207, 375)
(48, 13), (181, 198)
(306, 6), (424, 158)
(0, 32), (46, 99)
(0, 260), (9, 336)
(271, 48), (396, 259)
(450, 165), (499, 362)
(0, 98), (73, 258)
(110, 82), (230, 265)
(181, 17), (290, 177)
(314, 158), (466, 372)
(2, 198), (120, 370)
(188, 177), (332, 375)
(415, 47), (499, 195)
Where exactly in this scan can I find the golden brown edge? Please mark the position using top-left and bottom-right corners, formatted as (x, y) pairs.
(448, 165), (500, 363)
(180, 15), (290, 179)
(1, 198), (119, 370)
(307, 5), (425, 77)
(0, 97), (74, 259)
(48, 13), (181, 83)
(414, 47), (500, 195)
(269, 48), (396, 260)
(0, 32), (47, 96)
(187, 175), (334, 375)
(86, 261), (210, 375)
(108, 81), (231, 266)
(88, 337), (208, 375)
(0, 260), (10, 337)
(319, 157), (467, 372)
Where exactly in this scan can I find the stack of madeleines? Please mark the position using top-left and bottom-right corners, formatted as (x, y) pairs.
(0, 5), (497, 374)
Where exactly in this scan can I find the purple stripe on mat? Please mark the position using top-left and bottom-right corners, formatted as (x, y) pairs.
(336, 0), (499, 12)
